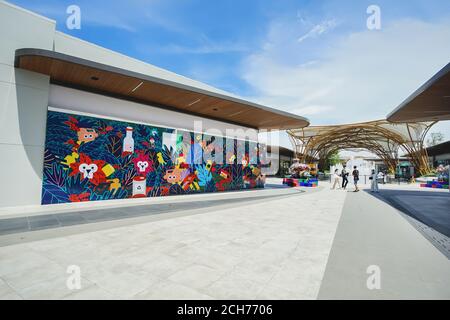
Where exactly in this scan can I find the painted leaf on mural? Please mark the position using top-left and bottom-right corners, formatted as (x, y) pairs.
(106, 135), (122, 158)
(169, 184), (184, 195)
(41, 183), (70, 204)
(43, 149), (56, 170)
(45, 163), (68, 187)
(196, 165), (213, 187)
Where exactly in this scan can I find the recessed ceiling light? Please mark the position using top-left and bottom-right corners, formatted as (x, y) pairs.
(229, 110), (244, 117)
(188, 98), (202, 106)
(212, 108), (218, 111)
(131, 81), (143, 93)
(91, 76), (99, 81)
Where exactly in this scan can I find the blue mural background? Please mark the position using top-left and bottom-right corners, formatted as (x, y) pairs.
(41, 110), (265, 205)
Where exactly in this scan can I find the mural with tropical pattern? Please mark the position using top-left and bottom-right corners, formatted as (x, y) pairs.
(41, 110), (266, 205)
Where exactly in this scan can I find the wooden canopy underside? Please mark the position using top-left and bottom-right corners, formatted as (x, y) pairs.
(387, 62), (450, 122)
(15, 48), (309, 130)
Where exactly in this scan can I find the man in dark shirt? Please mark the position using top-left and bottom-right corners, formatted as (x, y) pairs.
(352, 166), (360, 192)
(341, 165), (349, 190)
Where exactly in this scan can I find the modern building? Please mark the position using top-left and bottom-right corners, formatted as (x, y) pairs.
(265, 146), (297, 177)
(0, 2), (308, 209)
(386, 61), (449, 176)
(426, 141), (450, 167)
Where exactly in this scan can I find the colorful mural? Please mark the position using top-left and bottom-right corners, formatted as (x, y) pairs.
(41, 110), (265, 205)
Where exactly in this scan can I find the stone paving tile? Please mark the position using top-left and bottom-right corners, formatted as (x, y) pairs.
(0, 291), (23, 300)
(63, 284), (118, 300)
(137, 254), (193, 279)
(167, 264), (227, 291)
(0, 250), (53, 277)
(256, 284), (300, 300)
(0, 278), (19, 299)
(201, 272), (267, 300)
(133, 279), (214, 300)
(14, 275), (95, 300)
(83, 270), (161, 299)
(1, 260), (66, 291)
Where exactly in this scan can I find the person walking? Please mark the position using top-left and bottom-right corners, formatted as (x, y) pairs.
(352, 165), (360, 192)
(370, 169), (379, 193)
(331, 169), (341, 190)
(377, 171), (385, 184)
(341, 165), (349, 190)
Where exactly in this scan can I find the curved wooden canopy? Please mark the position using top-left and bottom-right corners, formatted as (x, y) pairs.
(287, 120), (436, 175)
(387, 62), (450, 122)
(15, 48), (309, 130)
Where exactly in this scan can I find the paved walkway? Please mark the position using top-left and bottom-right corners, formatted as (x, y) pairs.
(0, 184), (345, 299)
(0, 189), (305, 236)
(318, 187), (450, 299)
(1, 181), (448, 299)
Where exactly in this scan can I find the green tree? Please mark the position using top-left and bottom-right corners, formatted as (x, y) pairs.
(323, 150), (341, 171)
(427, 132), (444, 147)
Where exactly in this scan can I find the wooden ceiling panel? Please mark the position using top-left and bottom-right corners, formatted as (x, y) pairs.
(15, 49), (309, 130)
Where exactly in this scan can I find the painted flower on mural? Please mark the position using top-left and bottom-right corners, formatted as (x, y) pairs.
(69, 192), (91, 202)
(215, 168), (232, 191)
(69, 153), (109, 186)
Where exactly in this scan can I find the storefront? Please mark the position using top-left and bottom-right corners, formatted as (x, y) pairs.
(0, 2), (308, 209)
(426, 141), (450, 167)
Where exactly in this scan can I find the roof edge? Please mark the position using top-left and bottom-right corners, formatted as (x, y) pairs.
(15, 48), (310, 129)
(386, 62), (450, 122)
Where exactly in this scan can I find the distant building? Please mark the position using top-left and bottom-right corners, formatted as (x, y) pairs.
(426, 141), (450, 167)
(266, 146), (296, 177)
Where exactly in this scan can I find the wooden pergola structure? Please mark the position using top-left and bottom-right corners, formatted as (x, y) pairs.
(287, 120), (436, 176)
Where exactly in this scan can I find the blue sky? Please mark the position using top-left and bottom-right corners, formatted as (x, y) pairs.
(9, 0), (450, 144)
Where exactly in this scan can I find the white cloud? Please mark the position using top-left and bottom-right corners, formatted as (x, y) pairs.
(245, 17), (450, 148)
(155, 42), (249, 54)
(289, 105), (334, 116)
(242, 18), (450, 128)
(298, 19), (338, 43)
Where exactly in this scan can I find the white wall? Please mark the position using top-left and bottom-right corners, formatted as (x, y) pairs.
(0, 2), (55, 208)
(53, 32), (234, 98)
(49, 85), (257, 141)
(435, 153), (450, 161)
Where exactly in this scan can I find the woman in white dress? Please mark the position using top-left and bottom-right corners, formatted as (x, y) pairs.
(331, 169), (341, 190)
(370, 169), (379, 193)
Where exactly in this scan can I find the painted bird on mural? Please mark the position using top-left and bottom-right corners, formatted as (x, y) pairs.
(157, 152), (166, 165)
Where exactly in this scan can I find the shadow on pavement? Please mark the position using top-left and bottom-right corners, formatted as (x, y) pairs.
(364, 188), (450, 237)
